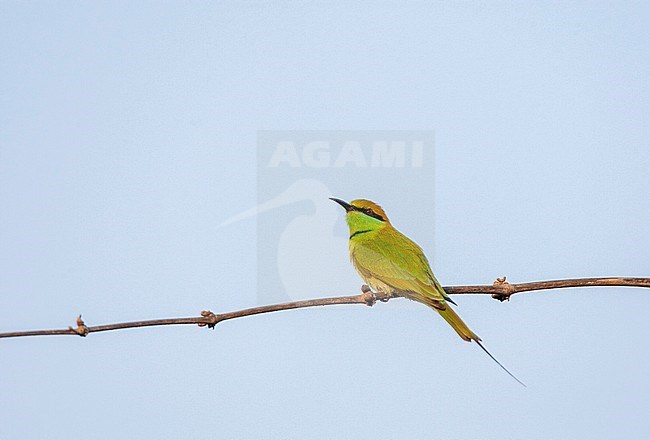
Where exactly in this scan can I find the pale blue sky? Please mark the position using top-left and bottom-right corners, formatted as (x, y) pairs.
(1, 2), (649, 439)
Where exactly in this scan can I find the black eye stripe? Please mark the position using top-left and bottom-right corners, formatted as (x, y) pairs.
(356, 206), (385, 221)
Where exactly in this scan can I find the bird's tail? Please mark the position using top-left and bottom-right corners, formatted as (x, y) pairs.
(436, 304), (481, 342)
(417, 294), (526, 386)
(436, 302), (527, 387)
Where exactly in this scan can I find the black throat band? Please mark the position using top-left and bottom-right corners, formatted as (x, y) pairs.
(350, 229), (372, 239)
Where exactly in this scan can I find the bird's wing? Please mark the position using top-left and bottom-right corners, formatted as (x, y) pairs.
(351, 230), (450, 305)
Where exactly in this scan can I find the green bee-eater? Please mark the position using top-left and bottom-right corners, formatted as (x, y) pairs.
(331, 198), (524, 386)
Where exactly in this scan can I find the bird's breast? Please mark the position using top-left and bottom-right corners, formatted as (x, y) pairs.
(348, 238), (397, 294)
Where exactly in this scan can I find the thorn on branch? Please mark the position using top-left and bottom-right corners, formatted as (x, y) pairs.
(68, 315), (89, 337)
(199, 310), (219, 329)
(492, 276), (515, 302)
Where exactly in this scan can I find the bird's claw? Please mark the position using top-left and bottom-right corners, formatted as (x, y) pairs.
(376, 289), (392, 302)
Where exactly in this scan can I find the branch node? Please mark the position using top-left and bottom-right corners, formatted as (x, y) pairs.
(199, 310), (220, 329)
(68, 315), (89, 337)
(492, 276), (515, 302)
(360, 285), (376, 306)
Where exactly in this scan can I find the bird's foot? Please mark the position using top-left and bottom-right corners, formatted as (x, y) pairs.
(378, 292), (392, 302)
(376, 289), (392, 302)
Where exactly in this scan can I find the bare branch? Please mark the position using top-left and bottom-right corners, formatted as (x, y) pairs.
(1, 277), (648, 339)
(444, 276), (650, 301)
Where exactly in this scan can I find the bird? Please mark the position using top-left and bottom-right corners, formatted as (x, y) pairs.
(330, 197), (525, 386)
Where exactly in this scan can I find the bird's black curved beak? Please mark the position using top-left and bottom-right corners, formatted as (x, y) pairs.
(329, 197), (353, 212)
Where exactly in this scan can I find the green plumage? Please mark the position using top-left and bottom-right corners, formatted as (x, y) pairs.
(349, 225), (455, 307)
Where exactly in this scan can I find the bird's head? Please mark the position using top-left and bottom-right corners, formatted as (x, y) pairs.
(330, 198), (390, 236)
